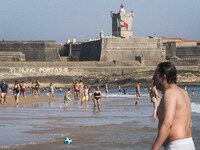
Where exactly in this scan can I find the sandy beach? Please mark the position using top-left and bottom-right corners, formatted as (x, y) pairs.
(0, 95), (53, 108)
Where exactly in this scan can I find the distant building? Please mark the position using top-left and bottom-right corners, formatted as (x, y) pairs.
(161, 37), (200, 66)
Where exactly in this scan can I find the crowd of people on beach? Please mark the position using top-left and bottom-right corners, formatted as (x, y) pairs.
(0, 80), (43, 106)
(0, 76), (196, 113)
(60, 80), (102, 111)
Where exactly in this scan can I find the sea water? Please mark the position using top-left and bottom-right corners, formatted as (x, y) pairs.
(0, 86), (199, 149)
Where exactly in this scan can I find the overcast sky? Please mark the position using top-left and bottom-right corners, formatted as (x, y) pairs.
(0, 0), (199, 43)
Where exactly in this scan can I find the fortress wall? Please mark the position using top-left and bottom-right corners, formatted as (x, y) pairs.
(176, 47), (200, 58)
(176, 42), (197, 47)
(0, 41), (60, 61)
(0, 61), (155, 81)
(0, 41), (45, 51)
(105, 38), (160, 48)
(170, 56), (200, 66)
(79, 40), (102, 61)
(0, 52), (25, 61)
(0, 61), (199, 81)
(100, 37), (165, 62)
(0, 61), (116, 67)
(104, 49), (163, 62)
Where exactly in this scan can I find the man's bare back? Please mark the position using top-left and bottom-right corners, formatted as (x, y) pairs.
(157, 84), (192, 146)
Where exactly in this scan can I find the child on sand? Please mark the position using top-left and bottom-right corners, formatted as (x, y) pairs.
(60, 88), (72, 108)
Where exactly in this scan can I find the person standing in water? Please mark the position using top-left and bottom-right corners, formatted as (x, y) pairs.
(49, 82), (55, 99)
(73, 80), (80, 104)
(151, 62), (195, 150)
(150, 83), (161, 119)
(135, 81), (141, 106)
(93, 86), (102, 111)
(60, 88), (72, 108)
(81, 85), (89, 109)
(105, 81), (109, 97)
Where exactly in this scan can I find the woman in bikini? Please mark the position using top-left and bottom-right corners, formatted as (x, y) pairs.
(93, 86), (102, 111)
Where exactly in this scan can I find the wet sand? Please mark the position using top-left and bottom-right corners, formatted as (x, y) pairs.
(8, 122), (157, 150)
(0, 95), (53, 108)
(0, 92), (160, 150)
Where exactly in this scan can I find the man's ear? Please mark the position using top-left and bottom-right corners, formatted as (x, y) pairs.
(162, 74), (167, 83)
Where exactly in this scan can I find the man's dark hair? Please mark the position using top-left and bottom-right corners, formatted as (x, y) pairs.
(157, 62), (177, 84)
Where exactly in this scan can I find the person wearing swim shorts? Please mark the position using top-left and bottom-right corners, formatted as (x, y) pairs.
(151, 62), (195, 150)
(81, 85), (89, 108)
(73, 80), (80, 104)
(20, 81), (27, 97)
(93, 86), (102, 111)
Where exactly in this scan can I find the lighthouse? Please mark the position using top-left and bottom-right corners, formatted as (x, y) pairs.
(111, 4), (134, 38)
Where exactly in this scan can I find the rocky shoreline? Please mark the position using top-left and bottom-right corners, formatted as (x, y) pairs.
(4, 70), (200, 88)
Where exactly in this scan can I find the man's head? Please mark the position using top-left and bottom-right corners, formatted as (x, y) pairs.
(2, 79), (6, 84)
(153, 62), (177, 90)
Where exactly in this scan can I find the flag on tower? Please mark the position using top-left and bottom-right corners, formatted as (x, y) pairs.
(117, 18), (128, 29)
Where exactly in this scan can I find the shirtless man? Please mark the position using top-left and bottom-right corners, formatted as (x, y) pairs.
(73, 80), (80, 104)
(79, 80), (84, 103)
(151, 62), (195, 150)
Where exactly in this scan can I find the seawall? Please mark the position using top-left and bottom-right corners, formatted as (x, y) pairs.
(0, 61), (199, 86)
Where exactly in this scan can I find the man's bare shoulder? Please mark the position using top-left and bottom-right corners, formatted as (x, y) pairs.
(164, 85), (189, 105)
(163, 85), (180, 103)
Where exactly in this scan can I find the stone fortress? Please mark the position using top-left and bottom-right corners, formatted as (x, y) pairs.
(63, 4), (200, 67)
(0, 4), (200, 84)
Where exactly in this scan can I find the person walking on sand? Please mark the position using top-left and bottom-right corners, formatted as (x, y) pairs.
(13, 81), (20, 106)
(93, 86), (102, 111)
(60, 88), (72, 108)
(150, 83), (161, 119)
(20, 81), (27, 97)
(0, 79), (9, 104)
(31, 81), (36, 96)
(135, 81), (141, 106)
(151, 62), (195, 150)
(34, 81), (40, 98)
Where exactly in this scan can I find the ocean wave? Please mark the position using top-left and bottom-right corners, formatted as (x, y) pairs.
(101, 93), (150, 98)
(191, 102), (200, 114)
(0, 142), (37, 149)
